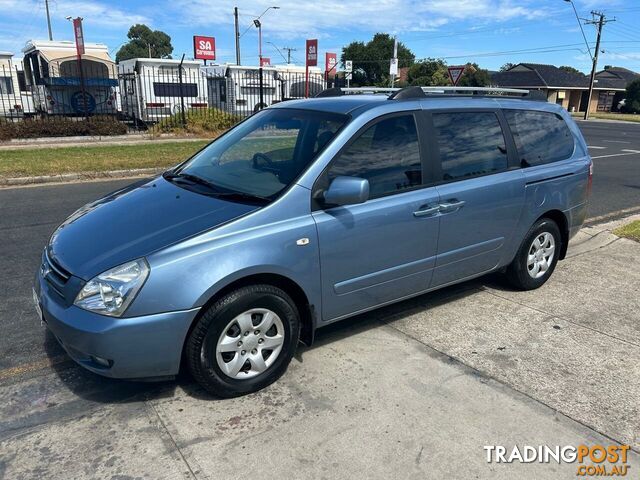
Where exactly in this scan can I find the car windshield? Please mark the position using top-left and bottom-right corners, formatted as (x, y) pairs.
(170, 108), (348, 200)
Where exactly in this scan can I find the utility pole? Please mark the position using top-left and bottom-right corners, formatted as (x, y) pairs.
(584, 11), (614, 120)
(234, 7), (241, 65)
(45, 0), (53, 40)
(282, 47), (297, 64)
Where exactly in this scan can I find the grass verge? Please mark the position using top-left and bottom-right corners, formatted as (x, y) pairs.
(571, 112), (640, 123)
(0, 141), (210, 178)
(613, 220), (640, 242)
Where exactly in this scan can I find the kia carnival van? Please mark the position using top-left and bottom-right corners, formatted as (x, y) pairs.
(34, 86), (592, 397)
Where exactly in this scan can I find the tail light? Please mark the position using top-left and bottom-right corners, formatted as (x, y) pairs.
(587, 160), (593, 196)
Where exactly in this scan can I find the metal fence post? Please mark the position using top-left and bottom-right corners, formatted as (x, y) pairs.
(259, 66), (264, 111)
(178, 54), (187, 128)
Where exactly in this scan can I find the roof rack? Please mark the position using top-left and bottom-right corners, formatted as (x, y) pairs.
(316, 85), (539, 100)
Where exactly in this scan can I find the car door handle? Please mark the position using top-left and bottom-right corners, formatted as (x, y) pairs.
(413, 205), (441, 217)
(439, 200), (466, 213)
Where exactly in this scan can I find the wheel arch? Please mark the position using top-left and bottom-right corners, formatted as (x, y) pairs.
(182, 272), (316, 368)
(536, 209), (569, 260)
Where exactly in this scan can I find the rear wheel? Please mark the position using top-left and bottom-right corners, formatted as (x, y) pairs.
(185, 284), (300, 397)
(505, 218), (561, 290)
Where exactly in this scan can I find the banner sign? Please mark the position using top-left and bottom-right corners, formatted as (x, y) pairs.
(447, 65), (466, 86)
(325, 52), (337, 73)
(260, 57), (271, 66)
(193, 35), (216, 61)
(306, 39), (318, 66)
(73, 18), (85, 56)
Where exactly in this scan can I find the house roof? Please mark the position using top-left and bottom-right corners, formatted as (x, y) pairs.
(595, 66), (639, 89)
(491, 63), (632, 91)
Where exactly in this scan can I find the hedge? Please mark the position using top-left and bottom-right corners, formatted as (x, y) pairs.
(0, 116), (128, 141)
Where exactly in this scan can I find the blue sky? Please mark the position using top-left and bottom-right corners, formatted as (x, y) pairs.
(1, 0), (639, 73)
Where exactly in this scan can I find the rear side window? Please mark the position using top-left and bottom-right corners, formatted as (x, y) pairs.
(432, 112), (508, 181)
(328, 114), (422, 199)
(504, 110), (574, 166)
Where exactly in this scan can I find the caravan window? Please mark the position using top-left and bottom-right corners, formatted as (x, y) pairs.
(153, 82), (198, 97)
(0, 77), (13, 95)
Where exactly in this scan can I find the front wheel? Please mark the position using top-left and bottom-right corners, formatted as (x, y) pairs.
(505, 218), (561, 290)
(185, 284), (300, 397)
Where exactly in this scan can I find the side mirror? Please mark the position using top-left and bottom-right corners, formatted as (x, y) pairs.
(323, 176), (370, 207)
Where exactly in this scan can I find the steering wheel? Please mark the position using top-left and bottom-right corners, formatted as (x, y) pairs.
(252, 152), (277, 172)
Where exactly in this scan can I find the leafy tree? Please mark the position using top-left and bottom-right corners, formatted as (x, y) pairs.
(623, 78), (640, 113)
(341, 33), (415, 86)
(458, 63), (491, 87)
(116, 24), (173, 62)
(407, 58), (449, 86)
(500, 62), (516, 72)
(559, 65), (584, 75)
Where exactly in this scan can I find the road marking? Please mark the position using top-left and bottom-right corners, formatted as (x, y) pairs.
(588, 146), (606, 149)
(0, 355), (69, 381)
(592, 150), (640, 159)
(603, 140), (631, 144)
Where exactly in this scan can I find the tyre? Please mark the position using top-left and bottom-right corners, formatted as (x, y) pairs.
(505, 218), (561, 290)
(185, 284), (300, 397)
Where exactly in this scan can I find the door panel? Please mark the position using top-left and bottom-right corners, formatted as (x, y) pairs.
(313, 188), (440, 321)
(432, 170), (525, 286)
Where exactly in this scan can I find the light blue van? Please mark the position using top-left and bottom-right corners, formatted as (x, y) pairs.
(34, 86), (592, 397)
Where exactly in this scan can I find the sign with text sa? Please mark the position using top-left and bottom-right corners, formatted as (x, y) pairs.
(260, 57), (271, 66)
(325, 52), (337, 73)
(73, 18), (85, 56)
(306, 39), (318, 67)
(193, 35), (216, 61)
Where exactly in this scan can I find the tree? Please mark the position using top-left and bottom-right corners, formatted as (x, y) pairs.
(458, 63), (491, 87)
(559, 65), (584, 75)
(116, 24), (173, 62)
(407, 58), (449, 86)
(341, 33), (415, 86)
(624, 78), (640, 113)
(500, 62), (516, 72)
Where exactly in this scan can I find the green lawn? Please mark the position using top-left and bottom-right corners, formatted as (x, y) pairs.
(613, 220), (640, 242)
(571, 112), (640, 123)
(0, 141), (210, 178)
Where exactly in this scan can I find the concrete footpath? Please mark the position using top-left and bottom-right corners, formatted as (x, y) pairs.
(0, 217), (638, 479)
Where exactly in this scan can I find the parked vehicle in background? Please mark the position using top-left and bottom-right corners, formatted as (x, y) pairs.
(22, 40), (118, 116)
(34, 85), (592, 397)
(118, 57), (207, 124)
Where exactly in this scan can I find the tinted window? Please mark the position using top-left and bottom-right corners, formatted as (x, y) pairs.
(153, 82), (198, 97)
(504, 110), (574, 166)
(328, 114), (422, 199)
(433, 112), (508, 181)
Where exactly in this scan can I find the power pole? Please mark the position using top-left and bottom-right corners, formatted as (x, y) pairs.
(234, 7), (241, 65)
(45, 0), (53, 40)
(282, 47), (297, 64)
(584, 11), (614, 120)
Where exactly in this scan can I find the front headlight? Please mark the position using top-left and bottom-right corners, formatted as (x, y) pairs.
(74, 259), (149, 317)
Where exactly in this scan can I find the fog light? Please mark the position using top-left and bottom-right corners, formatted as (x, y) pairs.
(90, 355), (112, 368)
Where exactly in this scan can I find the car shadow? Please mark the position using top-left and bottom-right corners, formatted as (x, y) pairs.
(43, 273), (512, 403)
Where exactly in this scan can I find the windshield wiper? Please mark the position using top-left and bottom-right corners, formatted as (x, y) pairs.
(163, 171), (271, 204)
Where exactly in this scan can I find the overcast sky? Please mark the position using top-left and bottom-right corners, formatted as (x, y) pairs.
(0, 0), (639, 73)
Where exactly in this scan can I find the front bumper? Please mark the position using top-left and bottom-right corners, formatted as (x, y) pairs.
(34, 270), (200, 379)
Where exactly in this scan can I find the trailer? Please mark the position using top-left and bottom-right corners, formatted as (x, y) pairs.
(0, 52), (30, 119)
(118, 58), (208, 123)
(22, 40), (118, 116)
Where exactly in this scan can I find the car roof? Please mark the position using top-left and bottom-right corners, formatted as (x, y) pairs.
(271, 93), (566, 117)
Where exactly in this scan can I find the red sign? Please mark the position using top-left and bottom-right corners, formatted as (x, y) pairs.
(447, 65), (465, 86)
(325, 52), (337, 73)
(306, 39), (318, 67)
(73, 18), (85, 56)
(193, 35), (216, 61)
(260, 57), (271, 66)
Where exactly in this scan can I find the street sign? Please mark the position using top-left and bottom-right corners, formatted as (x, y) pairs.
(389, 58), (398, 76)
(73, 18), (85, 56)
(260, 57), (271, 66)
(325, 52), (337, 73)
(447, 65), (465, 86)
(306, 39), (318, 66)
(345, 60), (353, 72)
(193, 35), (216, 61)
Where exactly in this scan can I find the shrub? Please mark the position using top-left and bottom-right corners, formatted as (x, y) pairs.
(0, 115), (127, 141)
(154, 107), (241, 137)
(624, 79), (640, 114)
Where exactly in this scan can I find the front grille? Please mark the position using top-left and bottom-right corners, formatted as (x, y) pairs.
(43, 249), (71, 286)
